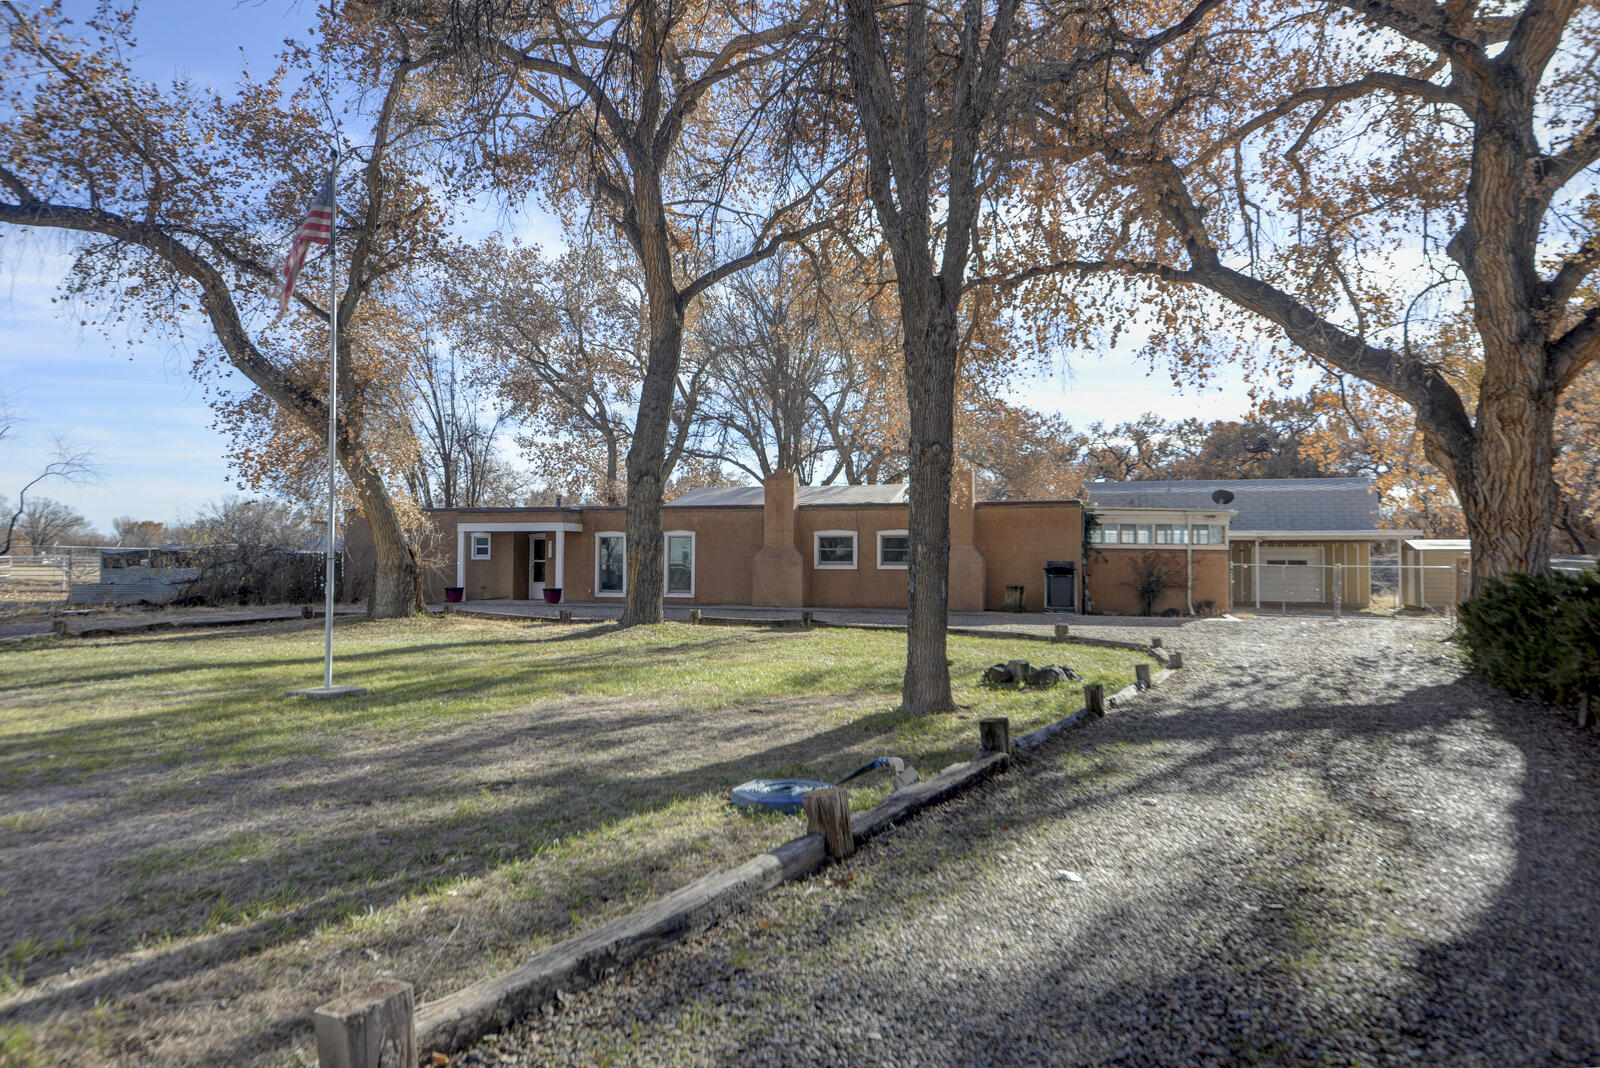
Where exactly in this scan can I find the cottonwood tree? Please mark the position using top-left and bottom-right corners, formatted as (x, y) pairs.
(402, 336), (524, 510)
(12, 496), (94, 554)
(829, 0), (1218, 712)
(1022, 0), (1600, 588)
(0, 4), (453, 616)
(448, 237), (686, 507)
(391, 0), (835, 625)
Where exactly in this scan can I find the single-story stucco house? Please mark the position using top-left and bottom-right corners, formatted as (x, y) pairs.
(1088, 477), (1420, 609)
(400, 470), (1238, 616)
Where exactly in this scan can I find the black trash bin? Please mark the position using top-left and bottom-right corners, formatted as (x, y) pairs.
(1044, 561), (1076, 611)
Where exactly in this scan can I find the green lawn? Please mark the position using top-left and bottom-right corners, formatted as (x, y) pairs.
(0, 615), (1150, 1067)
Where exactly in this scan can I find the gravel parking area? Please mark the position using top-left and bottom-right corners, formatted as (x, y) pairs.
(452, 615), (1600, 1067)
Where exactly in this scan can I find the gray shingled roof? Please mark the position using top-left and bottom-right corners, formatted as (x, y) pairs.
(667, 483), (910, 508)
(1087, 478), (1380, 533)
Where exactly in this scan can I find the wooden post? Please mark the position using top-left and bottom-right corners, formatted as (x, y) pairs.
(1168, 651), (1184, 669)
(802, 787), (854, 859)
(1085, 683), (1105, 718)
(1135, 663), (1151, 691)
(1149, 638), (1163, 649)
(1579, 696), (1595, 730)
(51, 619), (68, 637)
(313, 979), (415, 1068)
(1053, 623), (1070, 641)
(1001, 585), (1026, 612)
(801, 610), (813, 628)
(558, 609), (572, 623)
(979, 716), (1011, 755)
(688, 608), (701, 625)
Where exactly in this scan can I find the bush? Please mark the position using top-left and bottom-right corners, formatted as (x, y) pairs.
(1456, 568), (1600, 706)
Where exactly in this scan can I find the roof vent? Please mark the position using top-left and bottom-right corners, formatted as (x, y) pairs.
(1211, 489), (1235, 505)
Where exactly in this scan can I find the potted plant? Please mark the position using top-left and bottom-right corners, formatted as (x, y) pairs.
(542, 587), (563, 604)
(444, 587), (464, 603)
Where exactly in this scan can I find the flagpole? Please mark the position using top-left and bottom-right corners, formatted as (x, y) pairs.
(323, 147), (339, 690)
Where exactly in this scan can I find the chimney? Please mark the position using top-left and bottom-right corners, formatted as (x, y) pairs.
(752, 469), (804, 606)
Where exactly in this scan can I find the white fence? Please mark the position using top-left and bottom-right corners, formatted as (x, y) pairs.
(0, 548), (102, 591)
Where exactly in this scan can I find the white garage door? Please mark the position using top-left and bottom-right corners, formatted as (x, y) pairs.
(1259, 549), (1324, 603)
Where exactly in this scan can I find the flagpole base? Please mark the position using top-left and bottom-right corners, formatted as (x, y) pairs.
(286, 685), (368, 699)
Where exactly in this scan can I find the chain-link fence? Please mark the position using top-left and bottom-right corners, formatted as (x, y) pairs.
(1228, 559), (1469, 619)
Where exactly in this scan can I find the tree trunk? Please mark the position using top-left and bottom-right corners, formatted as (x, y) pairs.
(345, 444), (425, 618)
(620, 285), (684, 627)
(901, 289), (959, 714)
(1453, 380), (1559, 595)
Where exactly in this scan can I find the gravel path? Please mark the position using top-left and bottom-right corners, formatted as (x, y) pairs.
(452, 616), (1600, 1067)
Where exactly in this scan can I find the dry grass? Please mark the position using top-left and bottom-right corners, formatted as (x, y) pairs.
(0, 615), (1150, 1066)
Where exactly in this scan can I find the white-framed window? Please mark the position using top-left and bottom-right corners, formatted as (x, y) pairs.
(1172, 524), (1189, 544)
(664, 531), (695, 597)
(470, 532), (492, 560)
(877, 530), (910, 569)
(814, 530), (858, 569)
(1191, 525), (1212, 545)
(595, 532), (626, 596)
(1155, 524), (1173, 544)
(1136, 525), (1153, 544)
(1211, 525), (1227, 545)
(1118, 525), (1137, 545)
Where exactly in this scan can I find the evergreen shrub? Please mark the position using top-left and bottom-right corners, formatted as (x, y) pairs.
(1456, 568), (1600, 706)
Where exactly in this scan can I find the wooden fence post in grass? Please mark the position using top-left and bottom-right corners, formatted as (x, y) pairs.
(979, 717), (1012, 755)
(313, 979), (415, 1068)
(801, 611), (813, 628)
(1135, 663), (1151, 691)
(1168, 651), (1184, 669)
(1149, 638), (1163, 649)
(1054, 623), (1070, 641)
(803, 787), (854, 859)
(1085, 683), (1105, 718)
(559, 609), (572, 623)
(688, 608), (701, 625)
(1579, 696), (1595, 730)
(51, 619), (68, 636)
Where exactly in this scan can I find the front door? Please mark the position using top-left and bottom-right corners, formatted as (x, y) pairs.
(529, 535), (547, 599)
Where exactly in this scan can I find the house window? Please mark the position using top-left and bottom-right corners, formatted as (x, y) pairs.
(1172, 524), (1189, 544)
(1118, 525), (1136, 545)
(1136, 525), (1152, 544)
(814, 530), (858, 569)
(1155, 524), (1173, 544)
(1211, 525), (1227, 545)
(877, 530), (910, 569)
(1191, 525), (1211, 545)
(1089, 524), (1105, 544)
(665, 532), (694, 596)
(596, 532), (625, 596)
(470, 533), (492, 560)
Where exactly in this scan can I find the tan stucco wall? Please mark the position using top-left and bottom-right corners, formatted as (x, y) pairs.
(1087, 547), (1230, 616)
(793, 505), (912, 608)
(1228, 539), (1372, 608)
(973, 501), (1083, 612)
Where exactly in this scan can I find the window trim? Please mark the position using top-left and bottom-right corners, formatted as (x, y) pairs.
(594, 531), (626, 597)
(470, 532), (492, 560)
(664, 530), (696, 598)
(813, 529), (859, 570)
(876, 529), (910, 570)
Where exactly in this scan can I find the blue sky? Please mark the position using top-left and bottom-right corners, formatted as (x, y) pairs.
(0, 1), (1279, 536)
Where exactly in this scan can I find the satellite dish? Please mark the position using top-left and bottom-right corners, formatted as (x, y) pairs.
(1211, 489), (1235, 505)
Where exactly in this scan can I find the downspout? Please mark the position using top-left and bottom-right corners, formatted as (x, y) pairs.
(1186, 512), (1194, 616)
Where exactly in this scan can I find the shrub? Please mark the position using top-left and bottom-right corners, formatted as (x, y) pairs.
(1456, 568), (1600, 706)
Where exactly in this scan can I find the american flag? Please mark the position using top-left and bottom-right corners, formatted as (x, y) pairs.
(278, 172), (334, 314)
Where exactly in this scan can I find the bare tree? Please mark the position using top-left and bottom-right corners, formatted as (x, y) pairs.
(396, 0), (835, 624)
(14, 496), (94, 554)
(403, 340), (524, 509)
(0, 390), (97, 555)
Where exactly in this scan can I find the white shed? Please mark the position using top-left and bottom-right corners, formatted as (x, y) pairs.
(1400, 539), (1470, 609)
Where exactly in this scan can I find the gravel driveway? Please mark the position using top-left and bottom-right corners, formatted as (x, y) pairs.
(454, 616), (1600, 1067)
